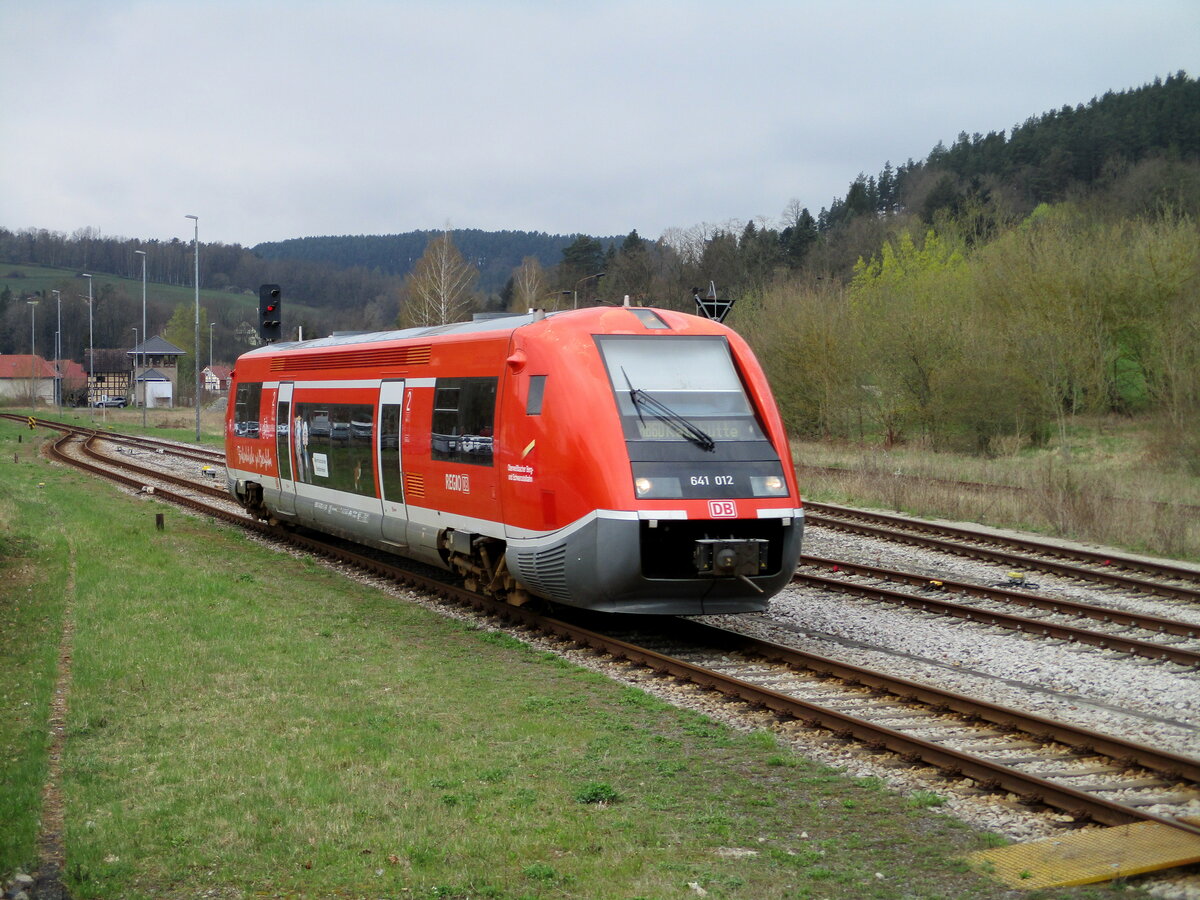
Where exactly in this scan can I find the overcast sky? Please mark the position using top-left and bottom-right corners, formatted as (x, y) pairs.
(2, 1), (1196, 248)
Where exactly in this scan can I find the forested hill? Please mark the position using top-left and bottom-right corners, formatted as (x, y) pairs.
(4, 73), (1197, 325)
(819, 71), (1200, 231)
(252, 229), (620, 293)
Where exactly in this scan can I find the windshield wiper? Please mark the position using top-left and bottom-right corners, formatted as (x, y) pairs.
(623, 370), (716, 452)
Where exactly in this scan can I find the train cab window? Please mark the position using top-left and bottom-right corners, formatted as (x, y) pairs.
(596, 335), (767, 443)
(432, 377), (496, 466)
(234, 382), (262, 438)
(526, 375), (547, 415)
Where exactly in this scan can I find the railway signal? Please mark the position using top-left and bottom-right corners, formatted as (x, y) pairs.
(692, 281), (734, 323)
(258, 284), (282, 343)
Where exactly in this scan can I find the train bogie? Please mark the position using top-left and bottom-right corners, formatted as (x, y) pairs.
(225, 306), (803, 614)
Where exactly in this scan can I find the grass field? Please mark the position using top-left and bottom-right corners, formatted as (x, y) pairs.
(0, 418), (1144, 899)
(794, 414), (1200, 561)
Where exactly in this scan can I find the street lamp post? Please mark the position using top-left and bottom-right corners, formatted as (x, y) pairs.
(27, 298), (39, 407)
(209, 321), (216, 369)
(134, 248), (147, 427)
(81, 273), (93, 407)
(572, 271), (605, 308)
(51, 289), (61, 410)
(185, 214), (200, 441)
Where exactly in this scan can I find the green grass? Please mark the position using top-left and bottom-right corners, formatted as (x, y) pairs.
(793, 413), (1200, 561)
(0, 420), (1144, 899)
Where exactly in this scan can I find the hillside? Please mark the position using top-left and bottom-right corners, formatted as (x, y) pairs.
(3, 73), (1197, 399)
(252, 229), (621, 294)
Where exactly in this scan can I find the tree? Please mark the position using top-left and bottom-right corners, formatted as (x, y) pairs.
(849, 228), (968, 443)
(401, 232), (480, 327)
(779, 206), (818, 269)
(559, 235), (605, 276)
(163, 303), (210, 404)
(557, 235), (606, 298)
(510, 256), (548, 311)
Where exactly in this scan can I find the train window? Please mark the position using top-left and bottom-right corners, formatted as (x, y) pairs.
(234, 382), (262, 438)
(526, 375), (547, 415)
(595, 336), (766, 443)
(276, 400), (292, 481)
(293, 401), (375, 495)
(379, 404), (403, 502)
(431, 377), (496, 466)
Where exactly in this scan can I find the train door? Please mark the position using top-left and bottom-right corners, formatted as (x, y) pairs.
(275, 382), (297, 516)
(377, 379), (408, 546)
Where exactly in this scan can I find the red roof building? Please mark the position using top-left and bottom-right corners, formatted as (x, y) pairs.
(203, 364), (233, 392)
(0, 354), (56, 405)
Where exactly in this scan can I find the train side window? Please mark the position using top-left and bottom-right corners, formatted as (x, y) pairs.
(431, 377), (496, 466)
(276, 400), (291, 481)
(234, 382), (262, 437)
(526, 375), (547, 415)
(379, 404), (403, 502)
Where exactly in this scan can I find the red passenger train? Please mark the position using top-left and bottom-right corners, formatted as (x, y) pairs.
(225, 305), (803, 614)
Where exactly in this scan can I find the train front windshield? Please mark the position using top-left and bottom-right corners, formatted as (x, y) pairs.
(596, 335), (767, 443)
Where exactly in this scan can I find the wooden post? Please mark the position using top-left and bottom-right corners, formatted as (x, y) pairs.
(155, 513), (165, 531)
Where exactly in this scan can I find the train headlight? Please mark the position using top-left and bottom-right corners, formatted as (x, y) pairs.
(634, 476), (682, 498)
(750, 474), (788, 497)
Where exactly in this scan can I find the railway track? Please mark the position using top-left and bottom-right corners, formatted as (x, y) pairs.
(797, 463), (1200, 519)
(806, 500), (1200, 602)
(3, 413), (226, 465)
(796, 556), (1200, 668)
(34, 419), (1200, 863)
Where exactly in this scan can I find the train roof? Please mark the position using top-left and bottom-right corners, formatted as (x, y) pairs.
(242, 310), (549, 357)
(239, 306), (734, 359)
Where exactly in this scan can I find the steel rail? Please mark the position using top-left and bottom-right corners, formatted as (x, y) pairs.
(79, 433), (227, 499)
(667, 617), (1200, 785)
(796, 463), (1200, 517)
(802, 555), (1200, 639)
(792, 569), (1200, 667)
(807, 508), (1200, 603)
(806, 500), (1200, 587)
(4, 413), (225, 465)
(531, 615), (1200, 835)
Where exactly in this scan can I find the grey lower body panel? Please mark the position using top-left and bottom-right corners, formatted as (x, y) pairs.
(508, 515), (803, 615)
(240, 472), (801, 614)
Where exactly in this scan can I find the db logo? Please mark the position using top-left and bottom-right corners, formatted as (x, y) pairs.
(708, 500), (737, 518)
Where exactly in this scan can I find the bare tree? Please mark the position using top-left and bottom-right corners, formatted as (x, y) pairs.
(401, 231), (479, 326)
(511, 256), (547, 312)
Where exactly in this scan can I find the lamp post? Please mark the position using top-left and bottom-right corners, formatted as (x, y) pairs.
(209, 321), (215, 369)
(27, 298), (39, 407)
(81, 273), (93, 407)
(51, 289), (61, 410)
(572, 271), (605, 308)
(134, 248), (147, 427)
(185, 214), (200, 441)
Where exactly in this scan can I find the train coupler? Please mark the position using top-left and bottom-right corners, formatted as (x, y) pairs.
(693, 538), (769, 592)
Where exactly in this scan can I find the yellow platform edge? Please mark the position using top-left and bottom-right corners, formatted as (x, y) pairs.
(967, 821), (1200, 889)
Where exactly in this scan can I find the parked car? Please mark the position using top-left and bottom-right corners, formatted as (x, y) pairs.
(93, 396), (128, 408)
